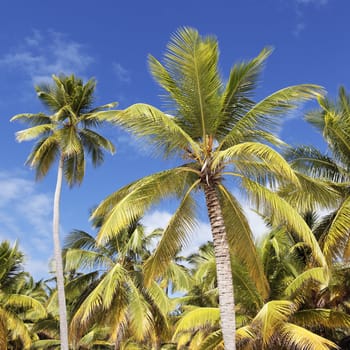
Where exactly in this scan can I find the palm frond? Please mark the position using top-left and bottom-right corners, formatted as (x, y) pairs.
(243, 178), (326, 266)
(151, 27), (222, 142)
(220, 84), (324, 149)
(93, 167), (196, 244)
(173, 307), (220, 339)
(322, 196), (350, 262)
(284, 267), (329, 298)
(144, 180), (199, 283)
(95, 104), (201, 158)
(279, 172), (341, 212)
(292, 309), (350, 330)
(218, 184), (269, 299)
(252, 300), (296, 346)
(214, 142), (299, 186)
(281, 322), (338, 350)
(216, 47), (272, 138)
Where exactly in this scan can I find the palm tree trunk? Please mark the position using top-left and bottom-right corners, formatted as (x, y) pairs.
(204, 184), (236, 350)
(53, 156), (69, 350)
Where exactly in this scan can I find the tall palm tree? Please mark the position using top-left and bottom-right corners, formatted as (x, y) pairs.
(92, 27), (325, 349)
(11, 75), (117, 350)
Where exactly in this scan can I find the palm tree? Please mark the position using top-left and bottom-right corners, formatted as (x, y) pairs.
(283, 86), (350, 265)
(92, 27), (325, 349)
(0, 241), (47, 350)
(11, 75), (117, 350)
(64, 224), (173, 350)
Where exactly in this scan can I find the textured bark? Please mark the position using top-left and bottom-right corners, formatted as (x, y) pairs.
(204, 184), (236, 350)
(53, 157), (69, 350)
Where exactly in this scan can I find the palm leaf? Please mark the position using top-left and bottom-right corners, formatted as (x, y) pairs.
(281, 322), (338, 350)
(323, 196), (350, 262)
(144, 180), (199, 282)
(93, 167), (196, 244)
(214, 142), (299, 186)
(243, 177), (326, 266)
(218, 184), (269, 299)
(219, 85), (324, 149)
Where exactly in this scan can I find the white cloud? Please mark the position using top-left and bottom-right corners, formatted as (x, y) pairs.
(0, 30), (94, 84)
(0, 171), (53, 279)
(113, 62), (131, 83)
(142, 204), (268, 257)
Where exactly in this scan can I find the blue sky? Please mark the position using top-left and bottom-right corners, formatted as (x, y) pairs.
(0, 0), (348, 278)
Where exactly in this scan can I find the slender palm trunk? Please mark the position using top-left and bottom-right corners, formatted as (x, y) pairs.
(53, 157), (69, 350)
(204, 184), (236, 350)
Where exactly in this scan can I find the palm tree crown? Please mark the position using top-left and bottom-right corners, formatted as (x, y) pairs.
(11, 74), (116, 185)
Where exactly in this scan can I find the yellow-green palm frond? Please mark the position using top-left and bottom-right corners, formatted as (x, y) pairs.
(243, 178), (326, 266)
(0, 308), (32, 350)
(285, 145), (348, 183)
(14, 124), (54, 142)
(214, 142), (299, 187)
(173, 307), (220, 340)
(25, 135), (59, 180)
(146, 280), (172, 316)
(322, 196), (350, 263)
(251, 300), (296, 347)
(231, 258), (264, 312)
(218, 184), (269, 300)
(150, 27), (222, 141)
(4, 294), (47, 319)
(70, 263), (129, 328)
(144, 181), (200, 283)
(279, 172), (341, 212)
(10, 113), (52, 126)
(220, 84), (324, 149)
(93, 167), (197, 244)
(292, 309), (350, 330)
(127, 283), (154, 341)
(64, 248), (113, 272)
(79, 128), (116, 165)
(198, 330), (224, 350)
(284, 267), (329, 299)
(63, 149), (85, 186)
(217, 48), (272, 139)
(96, 103), (200, 158)
(281, 322), (338, 350)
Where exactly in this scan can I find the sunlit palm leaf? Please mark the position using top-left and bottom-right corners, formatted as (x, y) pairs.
(144, 180), (199, 282)
(281, 322), (338, 350)
(243, 177), (326, 266)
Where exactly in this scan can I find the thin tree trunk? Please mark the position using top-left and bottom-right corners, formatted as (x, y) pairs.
(53, 156), (69, 350)
(204, 184), (236, 350)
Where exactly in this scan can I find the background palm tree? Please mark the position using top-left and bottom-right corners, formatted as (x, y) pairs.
(283, 86), (350, 265)
(11, 75), (117, 350)
(64, 223), (173, 350)
(92, 27), (325, 349)
(0, 241), (46, 350)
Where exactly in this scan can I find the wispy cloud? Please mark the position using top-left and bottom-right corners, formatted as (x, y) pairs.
(0, 171), (53, 279)
(295, 0), (328, 5)
(0, 30), (94, 84)
(112, 62), (131, 83)
(291, 0), (330, 36)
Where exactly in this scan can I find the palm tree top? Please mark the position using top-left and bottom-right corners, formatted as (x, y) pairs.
(11, 74), (117, 186)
